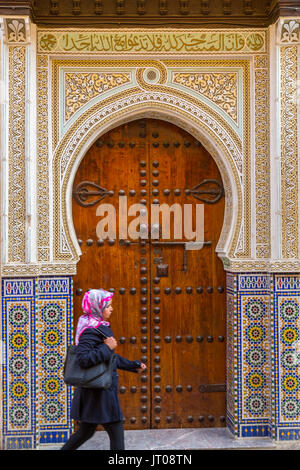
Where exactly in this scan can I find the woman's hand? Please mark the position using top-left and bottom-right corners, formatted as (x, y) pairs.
(104, 336), (118, 350)
(137, 363), (147, 372)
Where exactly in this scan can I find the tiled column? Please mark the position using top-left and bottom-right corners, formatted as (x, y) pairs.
(225, 272), (236, 435)
(227, 272), (300, 441)
(226, 272), (272, 438)
(35, 276), (73, 447)
(1, 278), (37, 449)
(271, 274), (300, 440)
(1, 276), (73, 449)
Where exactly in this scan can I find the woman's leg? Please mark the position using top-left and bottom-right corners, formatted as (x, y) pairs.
(61, 421), (98, 450)
(102, 420), (125, 450)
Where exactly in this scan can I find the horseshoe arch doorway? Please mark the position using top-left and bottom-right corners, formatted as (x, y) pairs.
(72, 118), (226, 429)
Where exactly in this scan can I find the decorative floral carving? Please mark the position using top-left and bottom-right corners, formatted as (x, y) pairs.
(8, 46), (26, 263)
(5, 19), (26, 43)
(281, 20), (300, 44)
(37, 58), (50, 262)
(172, 72), (238, 122)
(255, 56), (270, 259)
(65, 72), (131, 121)
(281, 46), (298, 259)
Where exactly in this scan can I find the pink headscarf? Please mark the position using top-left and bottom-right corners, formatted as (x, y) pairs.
(75, 289), (114, 345)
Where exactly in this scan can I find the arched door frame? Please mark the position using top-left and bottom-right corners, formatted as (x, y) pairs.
(49, 95), (245, 436)
(52, 100), (243, 266)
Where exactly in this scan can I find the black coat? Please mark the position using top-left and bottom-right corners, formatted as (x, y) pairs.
(70, 325), (141, 424)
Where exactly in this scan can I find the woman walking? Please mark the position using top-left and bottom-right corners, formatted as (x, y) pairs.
(61, 288), (146, 450)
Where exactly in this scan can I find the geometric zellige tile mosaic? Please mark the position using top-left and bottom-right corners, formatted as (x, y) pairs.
(1, 277), (73, 449)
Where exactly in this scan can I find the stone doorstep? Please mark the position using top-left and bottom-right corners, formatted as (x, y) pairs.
(38, 428), (278, 451)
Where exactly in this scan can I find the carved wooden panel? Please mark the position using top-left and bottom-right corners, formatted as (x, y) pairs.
(4, 0), (295, 27)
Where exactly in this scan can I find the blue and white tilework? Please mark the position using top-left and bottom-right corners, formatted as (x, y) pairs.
(226, 272), (236, 436)
(226, 272), (271, 438)
(3, 272), (300, 446)
(2, 279), (36, 449)
(227, 272), (300, 441)
(1, 276), (73, 449)
(273, 274), (300, 440)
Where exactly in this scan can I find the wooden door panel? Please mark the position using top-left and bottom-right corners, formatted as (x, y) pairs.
(72, 122), (151, 429)
(72, 118), (226, 430)
(148, 119), (226, 428)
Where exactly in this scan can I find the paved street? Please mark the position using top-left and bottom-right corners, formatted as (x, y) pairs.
(39, 427), (289, 450)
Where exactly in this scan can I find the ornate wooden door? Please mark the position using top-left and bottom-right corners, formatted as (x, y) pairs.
(72, 119), (226, 429)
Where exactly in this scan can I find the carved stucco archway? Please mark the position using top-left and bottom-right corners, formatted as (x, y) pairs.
(52, 92), (243, 270)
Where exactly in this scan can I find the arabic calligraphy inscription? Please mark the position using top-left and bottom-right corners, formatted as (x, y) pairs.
(38, 30), (265, 54)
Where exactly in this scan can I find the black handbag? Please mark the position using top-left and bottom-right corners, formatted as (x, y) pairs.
(63, 327), (117, 389)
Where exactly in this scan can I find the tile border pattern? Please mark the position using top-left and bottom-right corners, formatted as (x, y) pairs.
(2, 279), (36, 449)
(3, 272), (300, 447)
(227, 272), (300, 440)
(273, 275), (300, 440)
(1, 277), (73, 449)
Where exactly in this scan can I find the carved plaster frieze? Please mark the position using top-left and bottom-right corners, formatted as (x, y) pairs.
(1, 263), (77, 277)
(222, 258), (300, 273)
(255, 53), (270, 259)
(172, 71), (238, 123)
(37, 56), (50, 262)
(280, 45), (298, 259)
(64, 71), (131, 123)
(8, 45), (26, 263)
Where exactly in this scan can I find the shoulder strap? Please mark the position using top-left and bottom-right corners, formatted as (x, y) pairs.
(94, 326), (115, 357)
(94, 326), (109, 339)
